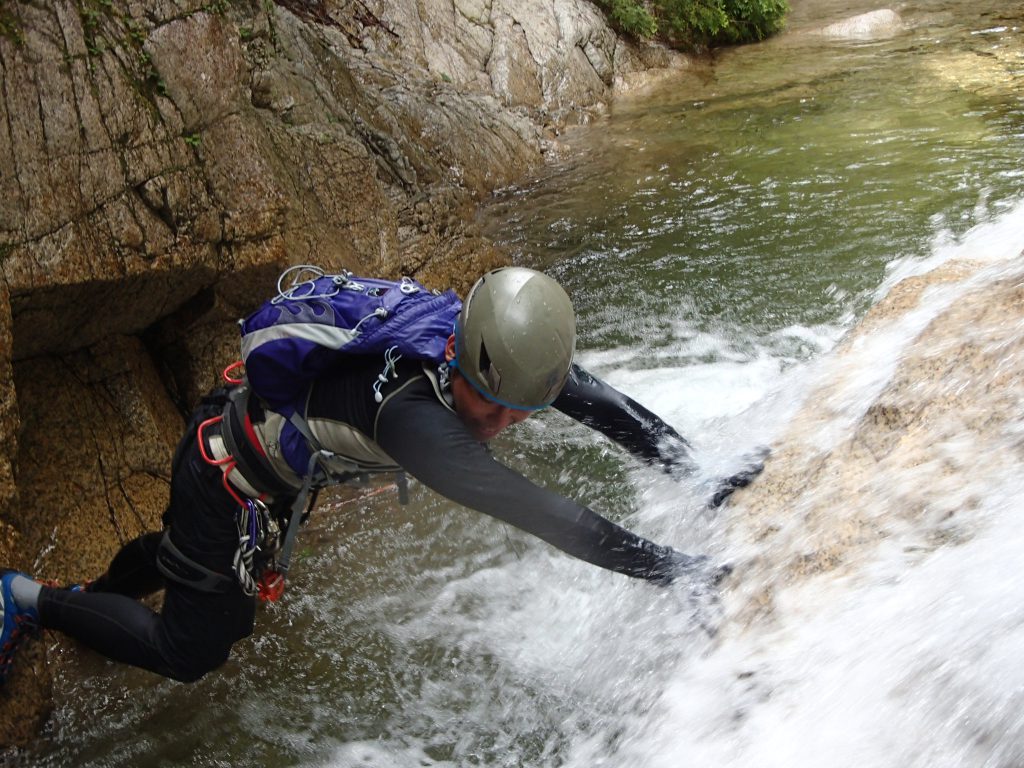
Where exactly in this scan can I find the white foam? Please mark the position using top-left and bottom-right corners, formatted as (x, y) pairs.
(877, 196), (1024, 301)
(585, 469), (1024, 768)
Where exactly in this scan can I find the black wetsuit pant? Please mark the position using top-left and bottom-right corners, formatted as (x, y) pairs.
(36, 396), (259, 683)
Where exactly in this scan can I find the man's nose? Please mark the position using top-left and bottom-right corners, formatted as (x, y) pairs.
(497, 407), (529, 427)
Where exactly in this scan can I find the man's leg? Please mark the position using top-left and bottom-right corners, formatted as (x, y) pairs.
(85, 531), (164, 598)
(37, 571), (254, 682)
(35, 433), (256, 682)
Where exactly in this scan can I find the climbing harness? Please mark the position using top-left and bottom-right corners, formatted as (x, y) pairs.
(188, 384), (298, 600)
(156, 531), (236, 594)
(189, 378), (369, 601)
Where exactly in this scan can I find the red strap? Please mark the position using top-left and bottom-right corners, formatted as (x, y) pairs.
(242, 412), (267, 457)
(196, 416), (230, 466)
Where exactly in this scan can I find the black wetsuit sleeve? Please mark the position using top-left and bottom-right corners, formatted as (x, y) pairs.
(552, 363), (696, 474)
(374, 378), (678, 582)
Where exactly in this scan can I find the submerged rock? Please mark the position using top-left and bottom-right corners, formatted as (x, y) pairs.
(818, 9), (904, 40)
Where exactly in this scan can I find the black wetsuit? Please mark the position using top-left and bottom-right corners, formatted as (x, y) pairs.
(37, 359), (694, 682)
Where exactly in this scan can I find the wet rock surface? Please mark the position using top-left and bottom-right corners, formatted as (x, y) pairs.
(725, 255), (1024, 629)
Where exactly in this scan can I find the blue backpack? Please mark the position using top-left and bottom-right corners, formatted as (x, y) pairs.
(240, 265), (462, 414)
(231, 266), (463, 587)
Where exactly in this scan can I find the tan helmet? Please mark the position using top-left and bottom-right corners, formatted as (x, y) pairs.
(453, 267), (576, 410)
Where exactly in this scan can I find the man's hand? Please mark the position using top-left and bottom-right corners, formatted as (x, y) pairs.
(709, 446), (770, 507)
(658, 432), (698, 477)
(649, 549), (733, 588)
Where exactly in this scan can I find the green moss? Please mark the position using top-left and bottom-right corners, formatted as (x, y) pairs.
(204, 0), (230, 15)
(138, 48), (167, 100)
(0, 4), (24, 47)
(125, 17), (145, 44)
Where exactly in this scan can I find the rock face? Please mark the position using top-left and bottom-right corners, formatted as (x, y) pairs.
(360, 0), (686, 119)
(0, 0), (688, 747)
(725, 251), (1024, 628)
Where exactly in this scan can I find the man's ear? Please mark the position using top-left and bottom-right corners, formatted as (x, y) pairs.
(444, 334), (456, 363)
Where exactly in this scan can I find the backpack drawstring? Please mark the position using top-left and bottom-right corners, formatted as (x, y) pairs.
(352, 306), (389, 336)
(373, 346), (403, 403)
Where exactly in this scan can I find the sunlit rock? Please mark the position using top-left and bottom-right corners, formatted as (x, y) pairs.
(818, 9), (904, 40)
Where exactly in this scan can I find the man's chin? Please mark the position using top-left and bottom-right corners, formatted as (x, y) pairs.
(472, 426), (500, 442)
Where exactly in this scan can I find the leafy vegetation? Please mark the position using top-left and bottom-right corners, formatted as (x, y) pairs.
(78, 0), (115, 56)
(597, 0), (788, 47)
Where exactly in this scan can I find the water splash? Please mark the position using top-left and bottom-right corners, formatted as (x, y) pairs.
(574, 200), (1024, 768)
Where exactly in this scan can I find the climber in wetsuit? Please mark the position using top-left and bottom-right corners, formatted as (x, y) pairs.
(0, 268), (758, 684)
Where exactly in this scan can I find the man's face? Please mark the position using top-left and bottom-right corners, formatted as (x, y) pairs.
(445, 335), (532, 442)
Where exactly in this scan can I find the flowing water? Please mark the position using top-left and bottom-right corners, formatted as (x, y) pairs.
(22, 0), (1024, 766)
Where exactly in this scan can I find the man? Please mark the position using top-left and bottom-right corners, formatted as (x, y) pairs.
(0, 267), (759, 684)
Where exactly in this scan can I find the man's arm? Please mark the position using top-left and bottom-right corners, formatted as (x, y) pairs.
(375, 378), (694, 584)
(553, 364), (767, 504)
(552, 364), (696, 475)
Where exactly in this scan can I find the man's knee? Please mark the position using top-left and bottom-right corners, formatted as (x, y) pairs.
(164, 642), (234, 683)
(159, 602), (254, 683)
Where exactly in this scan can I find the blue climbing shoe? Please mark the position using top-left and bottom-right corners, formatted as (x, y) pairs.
(0, 570), (40, 685)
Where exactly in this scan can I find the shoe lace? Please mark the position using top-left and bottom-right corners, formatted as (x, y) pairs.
(0, 613), (39, 680)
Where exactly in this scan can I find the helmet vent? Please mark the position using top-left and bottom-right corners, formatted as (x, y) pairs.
(478, 341), (491, 375)
(478, 341), (501, 393)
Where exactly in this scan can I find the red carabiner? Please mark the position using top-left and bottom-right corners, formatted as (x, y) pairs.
(257, 570), (285, 602)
